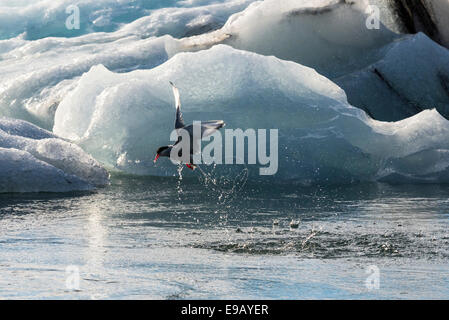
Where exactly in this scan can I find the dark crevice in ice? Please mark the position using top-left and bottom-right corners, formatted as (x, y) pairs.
(287, 0), (355, 17)
(438, 71), (449, 99)
(372, 67), (423, 113)
(392, 0), (442, 45)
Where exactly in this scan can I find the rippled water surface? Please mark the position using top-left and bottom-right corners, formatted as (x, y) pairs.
(1, 173), (449, 299)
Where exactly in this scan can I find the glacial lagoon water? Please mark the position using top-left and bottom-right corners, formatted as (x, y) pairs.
(1, 173), (448, 299)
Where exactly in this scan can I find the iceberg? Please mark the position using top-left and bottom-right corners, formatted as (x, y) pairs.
(175, 0), (398, 77)
(2, 0), (449, 185)
(174, 0), (449, 121)
(378, 0), (449, 49)
(426, 0), (449, 48)
(118, 0), (257, 39)
(0, 0), (256, 40)
(54, 45), (449, 184)
(0, 31), (170, 129)
(0, 117), (109, 193)
(335, 33), (449, 121)
(0, 0), (256, 129)
(2, 0), (449, 129)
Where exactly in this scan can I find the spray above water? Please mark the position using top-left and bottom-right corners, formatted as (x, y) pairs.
(174, 161), (249, 210)
(198, 165), (249, 208)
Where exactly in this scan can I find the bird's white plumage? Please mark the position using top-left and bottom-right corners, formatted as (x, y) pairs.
(170, 81), (181, 111)
(170, 81), (185, 129)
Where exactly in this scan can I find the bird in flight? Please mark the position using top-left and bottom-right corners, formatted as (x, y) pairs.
(154, 82), (225, 170)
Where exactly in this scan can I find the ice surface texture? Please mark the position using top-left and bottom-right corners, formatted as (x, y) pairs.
(2, 0), (449, 186)
(2, 0), (448, 128)
(0, 0), (255, 129)
(335, 33), (449, 121)
(54, 45), (449, 184)
(178, 0), (449, 121)
(0, 0), (256, 40)
(0, 117), (109, 193)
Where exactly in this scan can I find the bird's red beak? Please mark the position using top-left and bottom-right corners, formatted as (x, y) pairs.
(153, 154), (160, 163)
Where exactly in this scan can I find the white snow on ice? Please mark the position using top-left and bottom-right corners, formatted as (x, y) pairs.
(1, 0), (449, 189)
(54, 45), (449, 183)
(0, 117), (109, 192)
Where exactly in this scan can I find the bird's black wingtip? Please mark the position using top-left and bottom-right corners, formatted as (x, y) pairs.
(169, 81), (174, 86)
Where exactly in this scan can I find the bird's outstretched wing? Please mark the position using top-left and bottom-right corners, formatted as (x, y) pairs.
(182, 120), (225, 140)
(170, 81), (185, 129)
(175, 120), (226, 154)
(199, 120), (226, 138)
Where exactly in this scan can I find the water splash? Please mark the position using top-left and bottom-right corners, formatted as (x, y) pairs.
(176, 165), (184, 200)
(194, 164), (252, 258)
(196, 164), (249, 209)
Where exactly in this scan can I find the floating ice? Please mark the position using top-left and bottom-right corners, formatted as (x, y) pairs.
(173, 0), (449, 121)
(2, 0), (449, 185)
(0, 31), (170, 129)
(54, 45), (449, 184)
(175, 0), (398, 77)
(0, 117), (109, 193)
(335, 33), (449, 121)
(427, 0), (449, 47)
(118, 0), (257, 39)
(2, 0), (448, 129)
(0, 0), (256, 40)
(0, 0), (256, 128)
(372, 0), (449, 48)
